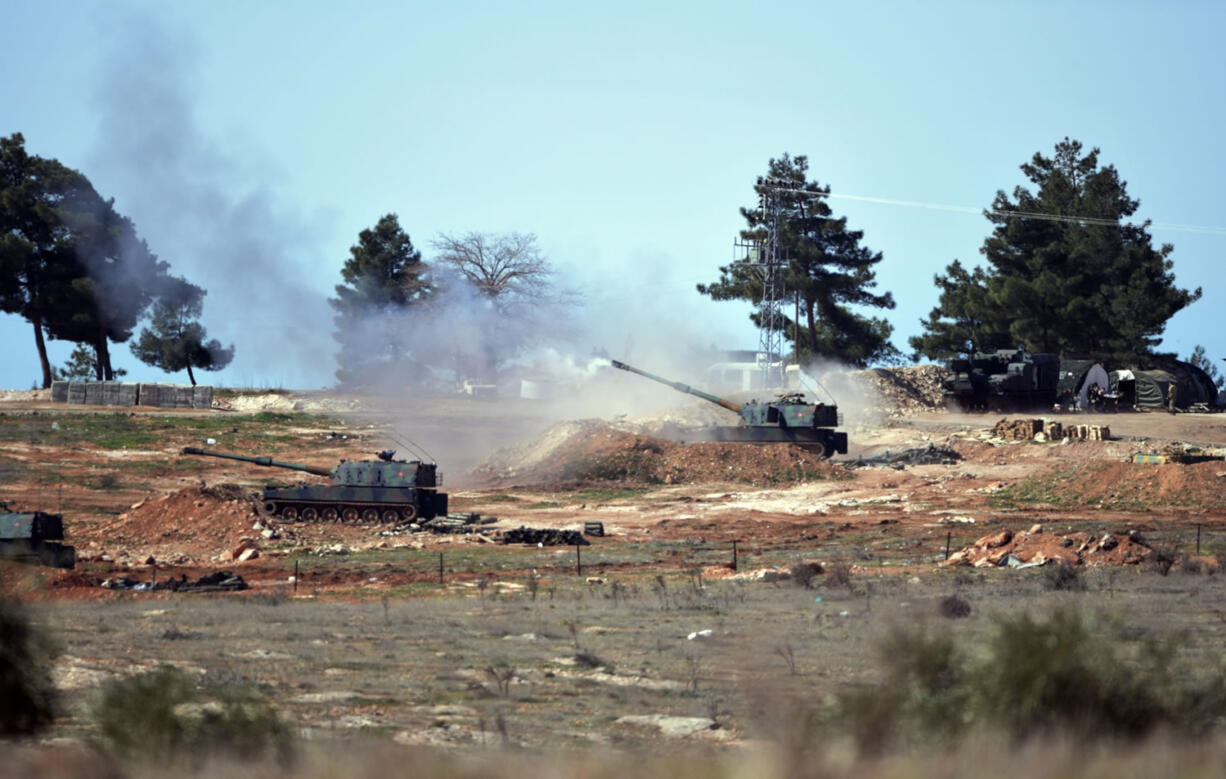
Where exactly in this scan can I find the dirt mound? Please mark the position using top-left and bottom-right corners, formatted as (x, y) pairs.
(84, 484), (262, 564)
(472, 422), (843, 486)
(945, 525), (1157, 568)
(608, 403), (734, 436)
(475, 419), (609, 480)
(847, 364), (947, 420)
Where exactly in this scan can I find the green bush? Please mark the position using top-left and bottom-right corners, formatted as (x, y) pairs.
(976, 607), (1166, 739)
(824, 622), (970, 753)
(0, 597), (59, 736)
(92, 666), (294, 768)
(825, 606), (1226, 753)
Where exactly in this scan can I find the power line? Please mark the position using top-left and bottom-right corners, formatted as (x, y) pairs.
(764, 187), (1226, 236)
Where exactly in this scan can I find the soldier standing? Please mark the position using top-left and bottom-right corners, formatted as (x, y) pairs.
(1167, 382), (1177, 415)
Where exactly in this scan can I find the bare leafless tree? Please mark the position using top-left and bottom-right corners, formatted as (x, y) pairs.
(431, 232), (554, 306)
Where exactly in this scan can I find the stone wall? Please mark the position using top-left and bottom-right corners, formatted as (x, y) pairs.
(49, 381), (212, 409)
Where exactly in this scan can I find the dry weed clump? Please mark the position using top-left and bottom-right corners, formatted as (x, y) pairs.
(824, 561), (855, 592)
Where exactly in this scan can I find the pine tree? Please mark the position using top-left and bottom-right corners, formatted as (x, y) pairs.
(130, 276), (233, 385)
(911, 139), (1201, 363)
(698, 154), (899, 367)
(59, 345), (127, 381)
(909, 260), (1010, 359)
(328, 214), (430, 386)
(1188, 345), (1223, 391)
(43, 208), (168, 380)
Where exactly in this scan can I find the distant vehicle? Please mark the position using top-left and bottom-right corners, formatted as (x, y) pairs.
(611, 360), (847, 456)
(0, 503), (75, 569)
(942, 347), (1060, 411)
(181, 447), (447, 523)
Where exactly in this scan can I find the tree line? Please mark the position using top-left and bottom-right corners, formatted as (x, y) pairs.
(5, 131), (1210, 392)
(333, 137), (1212, 391)
(697, 139), (1208, 378)
(0, 133), (232, 387)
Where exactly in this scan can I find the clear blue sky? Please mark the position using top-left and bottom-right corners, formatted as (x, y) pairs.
(3, 0), (1223, 388)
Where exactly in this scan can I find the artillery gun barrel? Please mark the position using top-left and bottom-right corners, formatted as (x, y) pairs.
(181, 447), (332, 477)
(610, 359), (741, 412)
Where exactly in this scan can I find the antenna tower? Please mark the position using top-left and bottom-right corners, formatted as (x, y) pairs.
(733, 184), (786, 389)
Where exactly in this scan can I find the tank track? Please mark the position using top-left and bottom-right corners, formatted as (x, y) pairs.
(257, 500), (420, 524)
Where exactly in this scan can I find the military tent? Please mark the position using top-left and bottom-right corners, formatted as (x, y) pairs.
(1056, 360), (1110, 410)
(1111, 361), (1220, 410)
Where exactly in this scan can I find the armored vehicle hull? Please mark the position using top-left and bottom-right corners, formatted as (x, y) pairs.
(688, 424), (848, 455)
(943, 348), (1059, 412)
(258, 484), (448, 523)
(182, 447), (448, 524)
(0, 507), (75, 569)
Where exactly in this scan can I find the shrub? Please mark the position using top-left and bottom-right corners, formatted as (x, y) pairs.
(822, 622), (968, 753)
(0, 598), (59, 736)
(789, 561), (823, 589)
(824, 606), (1226, 754)
(1044, 563), (1085, 591)
(92, 666), (294, 768)
(975, 607), (1164, 739)
(825, 561), (854, 591)
(573, 651), (612, 671)
(1150, 546), (1177, 576)
(1181, 556), (1206, 575)
(938, 593), (972, 618)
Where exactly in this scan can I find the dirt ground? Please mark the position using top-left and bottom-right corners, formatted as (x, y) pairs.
(5, 371), (1226, 762)
(1, 374), (1224, 594)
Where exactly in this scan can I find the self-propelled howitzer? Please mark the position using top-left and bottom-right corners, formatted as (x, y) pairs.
(180, 447), (448, 523)
(610, 360), (847, 456)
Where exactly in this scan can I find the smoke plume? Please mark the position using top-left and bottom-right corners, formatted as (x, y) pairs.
(85, 12), (334, 388)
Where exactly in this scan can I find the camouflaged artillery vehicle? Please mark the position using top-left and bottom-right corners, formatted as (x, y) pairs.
(0, 502), (75, 569)
(181, 447), (448, 523)
(942, 347), (1060, 411)
(611, 360), (847, 456)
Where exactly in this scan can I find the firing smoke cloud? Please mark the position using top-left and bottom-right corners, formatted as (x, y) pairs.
(85, 13), (334, 388)
(77, 13), (751, 396)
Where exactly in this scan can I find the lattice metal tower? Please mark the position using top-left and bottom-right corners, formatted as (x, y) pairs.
(733, 185), (787, 389)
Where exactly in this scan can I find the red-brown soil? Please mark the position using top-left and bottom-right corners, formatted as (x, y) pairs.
(2, 388), (1225, 599)
(479, 424), (844, 487)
